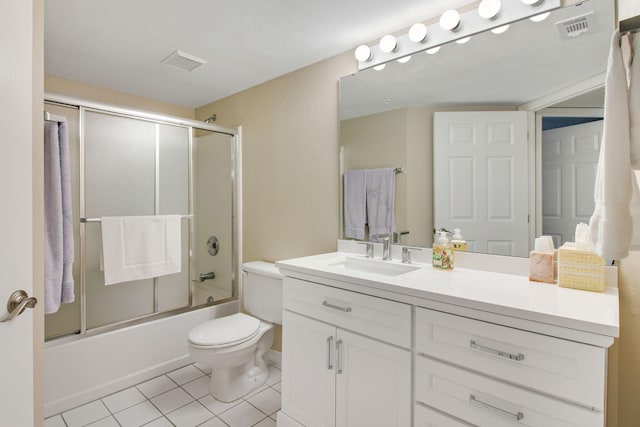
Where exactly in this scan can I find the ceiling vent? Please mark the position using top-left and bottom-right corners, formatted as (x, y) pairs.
(161, 50), (207, 72)
(556, 12), (594, 40)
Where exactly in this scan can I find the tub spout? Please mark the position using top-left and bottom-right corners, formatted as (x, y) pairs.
(199, 272), (216, 282)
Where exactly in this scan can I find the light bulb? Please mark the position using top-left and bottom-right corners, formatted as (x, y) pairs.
(426, 46), (441, 54)
(409, 23), (428, 43)
(478, 0), (501, 20)
(354, 45), (371, 62)
(397, 56), (411, 64)
(379, 35), (397, 53)
(440, 10), (461, 31)
(373, 64), (386, 71)
(456, 36), (471, 44)
(529, 12), (550, 22)
(491, 24), (510, 34)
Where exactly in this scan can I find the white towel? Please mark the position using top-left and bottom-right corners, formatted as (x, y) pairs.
(344, 169), (367, 240)
(630, 33), (640, 169)
(101, 215), (181, 285)
(366, 168), (396, 240)
(589, 30), (640, 259)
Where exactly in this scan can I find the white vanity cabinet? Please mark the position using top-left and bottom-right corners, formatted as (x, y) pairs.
(281, 277), (412, 427)
(277, 251), (618, 427)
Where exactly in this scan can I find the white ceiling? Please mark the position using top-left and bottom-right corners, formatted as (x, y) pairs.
(44, 0), (476, 108)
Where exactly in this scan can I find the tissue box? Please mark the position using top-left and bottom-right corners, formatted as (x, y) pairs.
(557, 242), (605, 292)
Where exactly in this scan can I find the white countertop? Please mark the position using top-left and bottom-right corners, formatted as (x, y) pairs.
(276, 251), (619, 339)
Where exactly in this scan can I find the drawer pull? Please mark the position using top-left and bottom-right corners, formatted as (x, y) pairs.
(327, 336), (334, 370)
(470, 394), (524, 422)
(336, 339), (344, 374)
(470, 340), (525, 361)
(322, 300), (352, 313)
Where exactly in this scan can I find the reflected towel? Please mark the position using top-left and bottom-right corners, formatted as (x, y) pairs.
(589, 30), (640, 259)
(344, 169), (367, 240)
(366, 168), (396, 240)
(101, 215), (181, 285)
(44, 121), (75, 314)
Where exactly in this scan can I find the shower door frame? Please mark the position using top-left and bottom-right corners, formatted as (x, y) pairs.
(44, 93), (241, 339)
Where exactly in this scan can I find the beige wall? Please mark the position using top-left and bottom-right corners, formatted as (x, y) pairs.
(45, 75), (195, 119)
(196, 52), (354, 263)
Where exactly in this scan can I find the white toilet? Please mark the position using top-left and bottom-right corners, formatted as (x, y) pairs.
(188, 261), (283, 402)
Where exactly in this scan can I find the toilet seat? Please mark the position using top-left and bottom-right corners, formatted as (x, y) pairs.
(188, 313), (261, 348)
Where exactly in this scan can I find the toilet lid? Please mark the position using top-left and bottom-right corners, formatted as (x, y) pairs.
(188, 313), (261, 347)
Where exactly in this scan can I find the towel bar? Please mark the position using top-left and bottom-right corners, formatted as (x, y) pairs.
(80, 215), (192, 223)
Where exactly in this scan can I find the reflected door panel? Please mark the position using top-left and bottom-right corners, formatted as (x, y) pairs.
(542, 120), (602, 248)
(434, 111), (529, 257)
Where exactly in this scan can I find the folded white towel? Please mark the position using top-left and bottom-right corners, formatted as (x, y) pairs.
(366, 168), (396, 240)
(589, 30), (640, 259)
(101, 215), (181, 285)
(344, 170), (367, 240)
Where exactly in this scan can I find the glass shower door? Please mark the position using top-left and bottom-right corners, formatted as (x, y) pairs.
(84, 110), (190, 329)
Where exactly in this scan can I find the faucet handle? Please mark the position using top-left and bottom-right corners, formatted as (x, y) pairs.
(401, 246), (422, 264)
(357, 241), (375, 258)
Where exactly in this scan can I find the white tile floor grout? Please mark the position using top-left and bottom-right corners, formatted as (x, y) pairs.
(44, 363), (281, 427)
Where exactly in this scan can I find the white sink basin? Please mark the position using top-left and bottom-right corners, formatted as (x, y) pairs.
(317, 256), (420, 277)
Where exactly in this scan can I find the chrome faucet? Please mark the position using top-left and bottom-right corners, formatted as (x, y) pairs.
(401, 246), (422, 264)
(377, 234), (392, 261)
(357, 241), (375, 258)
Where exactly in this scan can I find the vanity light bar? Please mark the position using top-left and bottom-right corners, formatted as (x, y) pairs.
(356, 0), (561, 71)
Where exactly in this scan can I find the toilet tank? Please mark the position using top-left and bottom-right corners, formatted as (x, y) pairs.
(242, 261), (283, 324)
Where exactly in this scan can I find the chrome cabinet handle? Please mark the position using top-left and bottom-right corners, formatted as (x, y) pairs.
(336, 339), (343, 374)
(470, 394), (524, 421)
(327, 336), (334, 370)
(322, 300), (352, 313)
(470, 340), (525, 361)
(1, 290), (37, 322)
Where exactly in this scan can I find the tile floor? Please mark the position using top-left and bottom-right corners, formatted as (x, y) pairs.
(44, 363), (281, 427)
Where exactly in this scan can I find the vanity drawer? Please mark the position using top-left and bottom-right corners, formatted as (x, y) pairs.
(415, 307), (605, 409)
(283, 277), (411, 348)
(414, 404), (473, 427)
(416, 357), (603, 427)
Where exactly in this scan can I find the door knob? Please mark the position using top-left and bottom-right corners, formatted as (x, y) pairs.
(0, 290), (37, 322)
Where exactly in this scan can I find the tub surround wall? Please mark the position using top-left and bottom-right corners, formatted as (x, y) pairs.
(44, 302), (239, 417)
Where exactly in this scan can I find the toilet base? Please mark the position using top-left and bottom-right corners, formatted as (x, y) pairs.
(207, 326), (275, 402)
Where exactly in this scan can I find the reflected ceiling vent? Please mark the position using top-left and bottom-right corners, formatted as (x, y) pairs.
(161, 50), (207, 72)
(556, 12), (594, 40)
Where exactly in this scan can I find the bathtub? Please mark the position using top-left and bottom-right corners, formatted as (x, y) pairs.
(44, 300), (239, 417)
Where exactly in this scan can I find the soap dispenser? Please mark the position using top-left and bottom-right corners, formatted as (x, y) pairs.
(451, 228), (467, 251)
(433, 231), (454, 270)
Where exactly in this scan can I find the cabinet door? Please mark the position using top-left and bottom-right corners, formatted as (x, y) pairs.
(335, 329), (411, 427)
(282, 310), (336, 427)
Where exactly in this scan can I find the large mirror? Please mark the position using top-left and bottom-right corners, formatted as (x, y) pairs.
(339, 0), (613, 257)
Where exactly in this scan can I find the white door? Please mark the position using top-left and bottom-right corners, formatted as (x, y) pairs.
(335, 329), (411, 427)
(281, 311), (336, 427)
(1, 0), (37, 425)
(541, 120), (602, 248)
(434, 111), (530, 257)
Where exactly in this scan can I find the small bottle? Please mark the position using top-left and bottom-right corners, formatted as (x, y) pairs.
(433, 231), (454, 270)
(451, 228), (467, 252)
